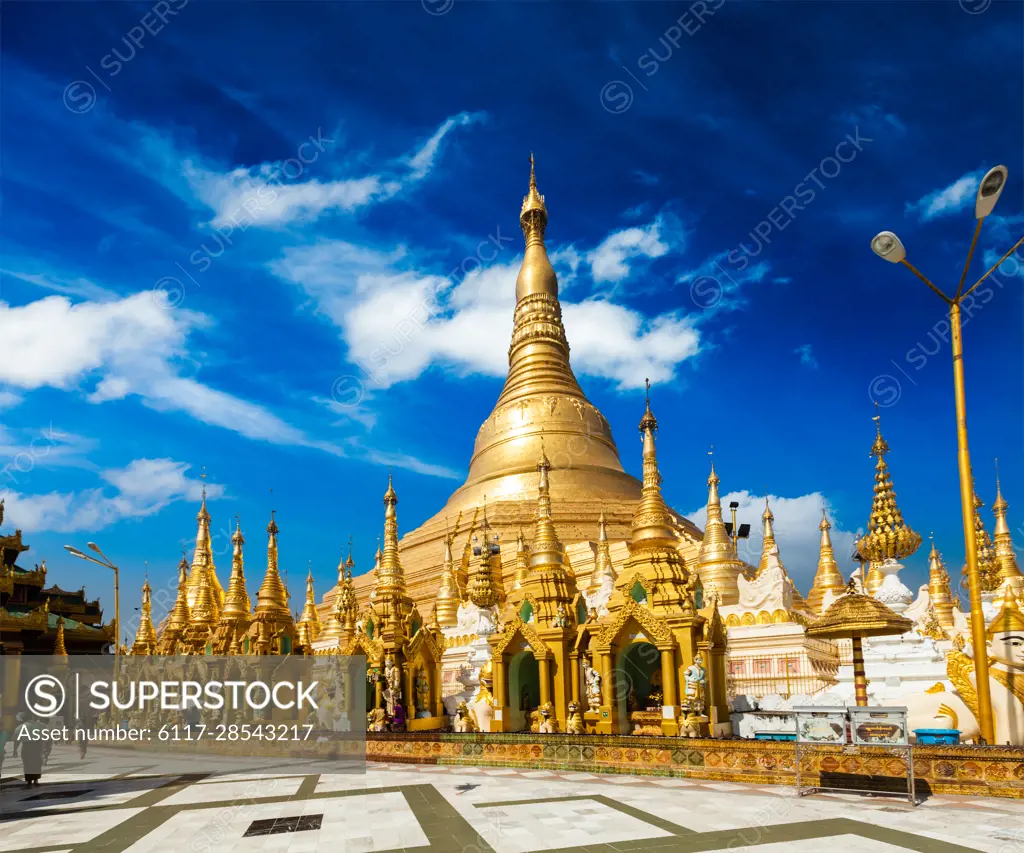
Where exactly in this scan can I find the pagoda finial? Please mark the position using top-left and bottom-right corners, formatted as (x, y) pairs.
(520, 151), (548, 239)
(54, 616), (68, 658)
(375, 473), (407, 601)
(220, 516), (251, 624)
(587, 510), (616, 595)
(856, 410), (921, 563)
(297, 562), (321, 644)
(254, 509), (290, 619)
(963, 473), (1001, 592)
(695, 450), (741, 606)
(927, 536), (956, 628)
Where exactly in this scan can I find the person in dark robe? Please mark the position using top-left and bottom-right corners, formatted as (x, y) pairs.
(391, 702), (406, 732)
(19, 716), (43, 787)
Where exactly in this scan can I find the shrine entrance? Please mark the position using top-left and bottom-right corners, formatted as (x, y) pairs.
(614, 640), (660, 734)
(508, 650), (540, 732)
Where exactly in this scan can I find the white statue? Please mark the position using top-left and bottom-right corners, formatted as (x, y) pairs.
(906, 588), (1024, 744)
(453, 700), (476, 732)
(551, 603), (571, 628)
(383, 655), (401, 717)
(683, 653), (707, 712)
(584, 658), (602, 712)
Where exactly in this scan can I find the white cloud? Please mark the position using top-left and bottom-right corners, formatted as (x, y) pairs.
(3, 458), (223, 534)
(588, 218), (672, 284)
(685, 490), (859, 592)
(983, 248), (1024, 280)
(905, 170), (981, 222)
(0, 292), (328, 452)
(189, 112), (484, 229)
(271, 225), (702, 392)
(0, 389), (22, 410)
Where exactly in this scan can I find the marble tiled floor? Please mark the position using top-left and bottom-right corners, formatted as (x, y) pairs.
(0, 749), (1019, 852)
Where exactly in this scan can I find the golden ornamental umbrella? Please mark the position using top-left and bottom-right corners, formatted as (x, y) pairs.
(807, 582), (912, 706)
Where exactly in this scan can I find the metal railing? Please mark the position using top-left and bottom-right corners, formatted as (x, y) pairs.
(726, 645), (840, 700)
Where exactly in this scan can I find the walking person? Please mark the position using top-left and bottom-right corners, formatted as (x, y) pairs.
(20, 715), (44, 788)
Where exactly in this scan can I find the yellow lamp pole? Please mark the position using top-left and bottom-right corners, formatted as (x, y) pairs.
(64, 542), (121, 655)
(870, 164), (1022, 744)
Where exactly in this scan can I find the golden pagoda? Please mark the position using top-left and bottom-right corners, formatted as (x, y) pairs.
(992, 468), (1023, 589)
(296, 565), (322, 647)
(248, 511), (296, 654)
(156, 553), (190, 654)
(129, 575), (158, 655)
(434, 529), (461, 627)
(757, 499), (782, 577)
(319, 543), (352, 642)
(926, 536), (956, 629)
(694, 460), (743, 606)
(372, 474), (415, 629)
(54, 615), (68, 658)
(856, 409), (922, 591)
(807, 511), (847, 615)
(186, 487), (224, 615)
(467, 507), (503, 609)
(348, 157), (703, 613)
(212, 517), (252, 653)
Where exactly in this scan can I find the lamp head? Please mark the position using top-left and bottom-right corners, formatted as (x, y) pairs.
(729, 501), (740, 510)
(871, 231), (906, 264)
(976, 165), (1008, 219)
(63, 545), (86, 559)
(87, 542), (102, 553)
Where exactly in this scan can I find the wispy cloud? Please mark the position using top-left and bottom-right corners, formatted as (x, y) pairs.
(905, 169), (982, 222)
(794, 343), (818, 369)
(187, 112), (485, 229)
(588, 217), (675, 285)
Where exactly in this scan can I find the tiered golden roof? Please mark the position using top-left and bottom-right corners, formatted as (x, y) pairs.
(992, 470), (1022, 586)
(807, 511), (847, 615)
(856, 410), (922, 565)
(130, 576), (158, 655)
(808, 586), (913, 639)
(694, 461), (742, 606)
(467, 505), (503, 608)
(926, 537), (956, 629)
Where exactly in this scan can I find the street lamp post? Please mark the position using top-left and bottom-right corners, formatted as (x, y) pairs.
(870, 164), (1022, 744)
(64, 542), (121, 655)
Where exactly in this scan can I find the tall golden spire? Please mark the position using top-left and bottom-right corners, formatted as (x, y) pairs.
(513, 525), (532, 590)
(964, 478), (1001, 593)
(992, 464), (1023, 585)
(167, 553), (191, 633)
(130, 575), (158, 655)
(375, 472), (408, 600)
(927, 536), (956, 629)
(528, 442), (569, 576)
(254, 511), (291, 620)
(629, 380), (678, 551)
(435, 524), (461, 627)
(587, 511), (616, 595)
(186, 486), (224, 615)
(220, 517), (252, 623)
(297, 564), (322, 644)
(856, 408), (922, 565)
(757, 499), (783, 575)
(694, 456), (742, 605)
(807, 510), (847, 615)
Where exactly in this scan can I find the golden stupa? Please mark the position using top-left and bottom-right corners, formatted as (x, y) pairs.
(345, 157), (703, 612)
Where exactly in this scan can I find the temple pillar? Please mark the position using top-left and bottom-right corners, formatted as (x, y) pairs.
(852, 635), (868, 707)
(660, 648), (677, 706)
(538, 656), (551, 707)
(569, 652), (580, 705)
(492, 653), (509, 732)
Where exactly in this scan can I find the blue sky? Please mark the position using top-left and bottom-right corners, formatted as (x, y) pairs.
(2, 0), (1022, 641)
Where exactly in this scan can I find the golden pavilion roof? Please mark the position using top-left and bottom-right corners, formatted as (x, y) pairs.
(807, 585), (913, 639)
(856, 410), (922, 564)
